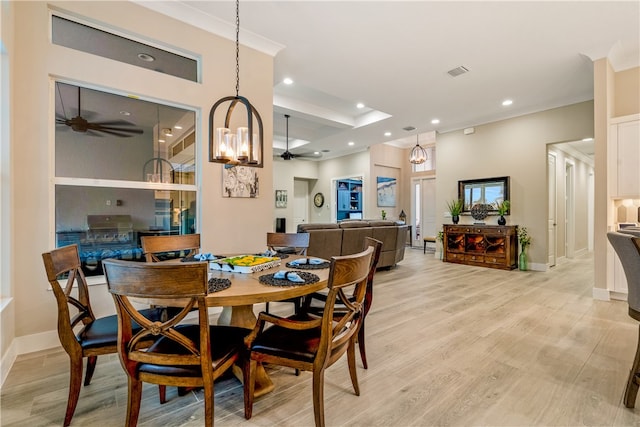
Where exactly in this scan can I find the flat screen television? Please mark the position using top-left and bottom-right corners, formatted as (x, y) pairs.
(458, 176), (510, 214)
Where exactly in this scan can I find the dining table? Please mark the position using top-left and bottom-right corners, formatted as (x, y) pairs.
(137, 254), (331, 397)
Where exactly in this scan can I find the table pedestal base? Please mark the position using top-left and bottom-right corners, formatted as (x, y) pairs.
(219, 305), (274, 397)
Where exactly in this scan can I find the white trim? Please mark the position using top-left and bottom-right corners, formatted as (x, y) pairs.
(54, 177), (197, 192)
(0, 338), (17, 388)
(132, 1), (285, 57)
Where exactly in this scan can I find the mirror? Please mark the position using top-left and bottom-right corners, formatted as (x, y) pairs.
(458, 176), (510, 214)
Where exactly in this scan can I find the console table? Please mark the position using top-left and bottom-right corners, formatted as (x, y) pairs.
(443, 224), (518, 270)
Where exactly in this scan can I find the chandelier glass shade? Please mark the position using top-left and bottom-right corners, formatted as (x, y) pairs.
(208, 0), (263, 168)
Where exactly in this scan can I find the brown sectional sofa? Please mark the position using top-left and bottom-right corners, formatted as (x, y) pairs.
(297, 220), (407, 268)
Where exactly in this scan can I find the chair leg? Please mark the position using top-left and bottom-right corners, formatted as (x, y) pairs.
(244, 358), (257, 420)
(84, 355), (97, 386)
(126, 377), (143, 427)
(624, 325), (640, 408)
(158, 385), (167, 404)
(347, 337), (360, 396)
(64, 357), (84, 427)
(265, 302), (270, 313)
(312, 368), (326, 427)
(203, 376), (214, 427)
(357, 321), (368, 369)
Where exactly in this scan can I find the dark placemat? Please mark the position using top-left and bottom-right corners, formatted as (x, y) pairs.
(259, 271), (320, 287)
(285, 260), (330, 270)
(208, 277), (231, 293)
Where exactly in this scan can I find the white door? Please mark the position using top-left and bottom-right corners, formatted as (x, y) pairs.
(422, 178), (437, 243)
(547, 152), (557, 267)
(565, 161), (575, 258)
(292, 179), (309, 232)
(413, 178), (436, 246)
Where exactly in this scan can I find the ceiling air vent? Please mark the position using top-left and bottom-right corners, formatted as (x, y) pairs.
(447, 66), (470, 77)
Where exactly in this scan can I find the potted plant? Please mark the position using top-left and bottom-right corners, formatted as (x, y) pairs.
(496, 200), (510, 225)
(447, 199), (463, 224)
(381, 209), (386, 220)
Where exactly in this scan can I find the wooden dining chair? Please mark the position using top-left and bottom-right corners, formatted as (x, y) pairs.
(607, 231), (640, 408)
(265, 232), (310, 314)
(41, 244), (165, 427)
(303, 236), (383, 369)
(243, 246), (374, 427)
(140, 233), (201, 262)
(103, 259), (252, 426)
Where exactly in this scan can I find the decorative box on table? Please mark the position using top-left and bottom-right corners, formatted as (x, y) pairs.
(210, 255), (281, 274)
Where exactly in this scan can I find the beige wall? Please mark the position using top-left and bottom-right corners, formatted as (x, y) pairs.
(315, 151), (370, 222)
(436, 101), (594, 268)
(6, 1), (273, 346)
(272, 158), (319, 232)
(615, 66), (640, 117)
(370, 143), (407, 221)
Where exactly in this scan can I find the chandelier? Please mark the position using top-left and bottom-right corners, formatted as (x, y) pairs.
(208, 0), (263, 167)
(409, 133), (428, 165)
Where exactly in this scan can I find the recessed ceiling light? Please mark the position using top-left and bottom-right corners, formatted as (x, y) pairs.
(384, 131), (391, 137)
(119, 111), (131, 116)
(174, 125), (183, 130)
(348, 141), (355, 146)
(502, 99), (513, 106)
(582, 137), (593, 142)
(356, 103), (365, 109)
(137, 53), (155, 62)
(283, 77), (293, 85)
(158, 138), (165, 143)
(314, 151), (320, 155)
(431, 119), (440, 124)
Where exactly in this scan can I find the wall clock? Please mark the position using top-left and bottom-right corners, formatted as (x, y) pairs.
(314, 192), (325, 208)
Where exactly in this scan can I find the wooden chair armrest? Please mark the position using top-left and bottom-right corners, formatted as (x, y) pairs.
(245, 312), (322, 347)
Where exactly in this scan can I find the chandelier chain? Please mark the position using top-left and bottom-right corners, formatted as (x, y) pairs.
(235, 0), (240, 96)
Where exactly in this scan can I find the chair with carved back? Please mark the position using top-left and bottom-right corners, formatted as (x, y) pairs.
(607, 231), (640, 408)
(243, 246), (374, 427)
(41, 244), (164, 427)
(103, 259), (251, 426)
(141, 233), (204, 402)
(265, 232), (310, 313)
(140, 233), (201, 262)
(303, 236), (382, 369)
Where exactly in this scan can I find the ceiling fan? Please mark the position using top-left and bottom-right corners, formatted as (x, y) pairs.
(279, 114), (321, 160)
(56, 84), (144, 138)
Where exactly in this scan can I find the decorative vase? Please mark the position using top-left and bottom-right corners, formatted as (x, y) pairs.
(519, 248), (528, 271)
(452, 215), (459, 224)
(498, 215), (506, 226)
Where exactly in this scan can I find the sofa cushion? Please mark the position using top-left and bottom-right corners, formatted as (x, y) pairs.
(367, 220), (396, 227)
(341, 227), (373, 255)
(297, 223), (339, 231)
(305, 228), (344, 260)
(339, 220), (371, 229)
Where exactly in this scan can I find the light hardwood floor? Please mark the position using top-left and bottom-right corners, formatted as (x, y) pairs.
(2, 248), (640, 426)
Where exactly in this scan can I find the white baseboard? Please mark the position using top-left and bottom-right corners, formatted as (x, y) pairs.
(1, 329), (59, 388)
(1, 339), (17, 388)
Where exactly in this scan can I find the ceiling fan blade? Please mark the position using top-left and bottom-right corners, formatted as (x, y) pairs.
(87, 123), (143, 135)
(93, 128), (138, 138)
(85, 129), (105, 137)
(91, 119), (137, 127)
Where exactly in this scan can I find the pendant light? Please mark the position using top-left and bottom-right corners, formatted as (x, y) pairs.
(208, 0), (264, 167)
(143, 105), (174, 183)
(409, 133), (428, 165)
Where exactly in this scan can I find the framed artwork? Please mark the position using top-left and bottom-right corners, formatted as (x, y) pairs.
(377, 176), (397, 207)
(275, 190), (287, 208)
(222, 166), (259, 198)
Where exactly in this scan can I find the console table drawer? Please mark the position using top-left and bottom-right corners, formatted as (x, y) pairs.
(465, 254), (484, 263)
(484, 255), (506, 265)
(447, 252), (466, 261)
